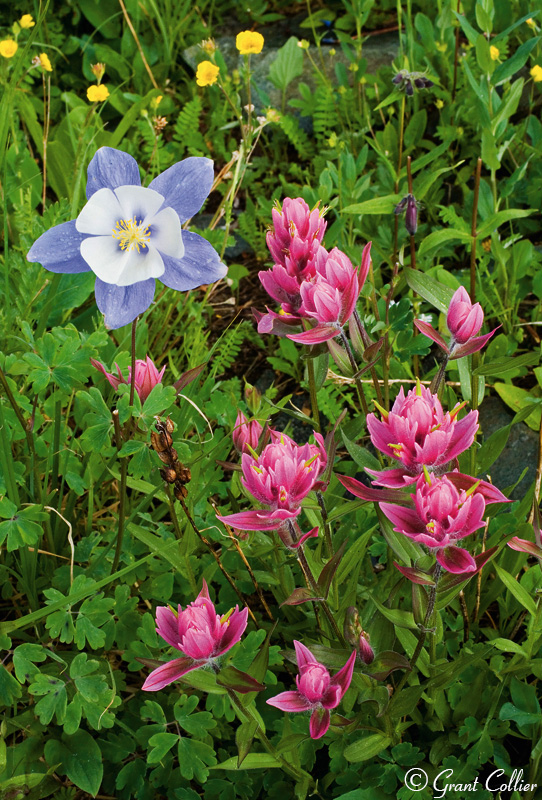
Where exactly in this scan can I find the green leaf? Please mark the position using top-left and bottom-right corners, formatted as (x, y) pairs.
(388, 685), (425, 717)
(342, 194), (400, 216)
(415, 162), (465, 201)
(369, 593), (416, 630)
(494, 384), (541, 431)
(0, 664), (22, 704)
(490, 637), (527, 656)
(12, 643), (47, 683)
(492, 37), (540, 84)
(268, 37), (304, 91)
(482, 128), (500, 171)
(477, 208), (534, 238)
(452, 11), (479, 45)
(473, 351), (539, 376)
(212, 753), (281, 770)
(45, 730), (103, 796)
(343, 733), (392, 763)
(236, 720), (258, 767)
(494, 564), (537, 616)
(405, 267), (455, 314)
(177, 738), (217, 781)
(492, 78), (524, 133)
(147, 732), (178, 763)
(417, 228), (472, 258)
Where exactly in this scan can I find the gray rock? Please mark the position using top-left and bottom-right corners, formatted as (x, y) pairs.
(478, 395), (538, 500)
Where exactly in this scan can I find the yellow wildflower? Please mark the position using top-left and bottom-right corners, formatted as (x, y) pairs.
(298, 39), (310, 50)
(19, 14), (35, 28)
(0, 39), (18, 59)
(435, 98), (444, 109)
(196, 60), (219, 86)
(435, 41), (447, 52)
(490, 45), (500, 61)
(236, 31), (264, 55)
(87, 84), (110, 102)
(39, 53), (52, 72)
(482, 239), (491, 252)
(526, 18), (537, 29)
(531, 65), (542, 82)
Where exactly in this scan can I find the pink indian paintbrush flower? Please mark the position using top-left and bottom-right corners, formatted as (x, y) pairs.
(216, 431), (327, 545)
(414, 286), (497, 359)
(508, 505), (542, 563)
(267, 641), (356, 739)
(287, 243), (372, 345)
(91, 355), (165, 403)
(380, 472), (486, 574)
(142, 580), (249, 691)
(232, 411), (268, 454)
(266, 197), (326, 273)
(366, 383), (478, 488)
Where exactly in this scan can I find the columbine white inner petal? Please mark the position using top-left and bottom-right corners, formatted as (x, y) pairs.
(80, 235), (165, 285)
(76, 188), (123, 235)
(114, 185), (165, 224)
(149, 207), (184, 259)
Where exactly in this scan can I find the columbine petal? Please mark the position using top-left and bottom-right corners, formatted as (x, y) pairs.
(95, 277), (156, 329)
(27, 221), (91, 273)
(309, 707), (330, 739)
(80, 235), (165, 286)
(148, 207), (184, 258)
(156, 606), (181, 649)
(114, 185), (165, 225)
(436, 545), (476, 574)
(141, 657), (197, 691)
(160, 231), (227, 290)
(85, 146), (141, 199)
(76, 187), (124, 235)
(321, 684), (342, 709)
(266, 690), (310, 712)
(148, 157), (214, 223)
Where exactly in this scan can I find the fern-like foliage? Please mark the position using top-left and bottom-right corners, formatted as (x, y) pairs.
(278, 114), (314, 159)
(173, 96), (206, 157)
(312, 85), (337, 139)
(210, 321), (262, 378)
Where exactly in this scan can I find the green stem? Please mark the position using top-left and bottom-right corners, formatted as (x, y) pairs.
(394, 564), (442, 696)
(430, 355), (449, 396)
(129, 318), (137, 407)
(339, 329), (369, 417)
(305, 353), (321, 433)
(35, 273), (62, 339)
(227, 690), (316, 788)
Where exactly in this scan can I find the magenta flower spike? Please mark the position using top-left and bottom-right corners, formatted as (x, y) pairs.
(266, 197), (326, 272)
(91, 355), (165, 403)
(366, 384), (478, 488)
(216, 432), (327, 540)
(232, 411), (265, 454)
(380, 473), (486, 574)
(267, 641), (356, 739)
(288, 244), (371, 345)
(142, 580), (249, 691)
(414, 286), (497, 360)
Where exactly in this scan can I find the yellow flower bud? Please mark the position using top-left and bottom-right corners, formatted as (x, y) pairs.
(531, 65), (542, 82)
(90, 62), (106, 81)
(490, 45), (500, 61)
(19, 14), (35, 28)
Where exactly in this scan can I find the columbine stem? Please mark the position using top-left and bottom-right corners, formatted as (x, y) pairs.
(393, 94), (407, 264)
(339, 330), (369, 417)
(430, 355), (449, 395)
(129, 318), (137, 407)
(111, 409), (126, 574)
(394, 564), (442, 696)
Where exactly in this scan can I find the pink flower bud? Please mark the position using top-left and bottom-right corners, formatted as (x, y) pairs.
(266, 641), (356, 739)
(142, 581), (249, 691)
(91, 355), (165, 403)
(267, 198), (326, 273)
(232, 411), (265, 454)
(358, 631), (375, 665)
(447, 286), (484, 344)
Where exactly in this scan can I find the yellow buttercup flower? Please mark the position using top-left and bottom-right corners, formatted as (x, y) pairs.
(19, 14), (35, 28)
(39, 53), (52, 72)
(236, 31), (264, 55)
(490, 45), (500, 61)
(435, 98), (444, 109)
(526, 18), (537, 29)
(196, 60), (219, 87)
(87, 84), (110, 102)
(0, 39), (18, 59)
(531, 65), (542, 82)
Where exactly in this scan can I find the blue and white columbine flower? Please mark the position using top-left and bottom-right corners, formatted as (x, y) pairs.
(27, 147), (227, 329)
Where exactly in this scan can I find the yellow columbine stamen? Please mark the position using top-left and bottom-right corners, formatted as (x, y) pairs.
(423, 465), (432, 485)
(111, 218), (151, 253)
(449, 400), (468, 420)
(220, 608), (234, 625)
(373, 400), (389, 420)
